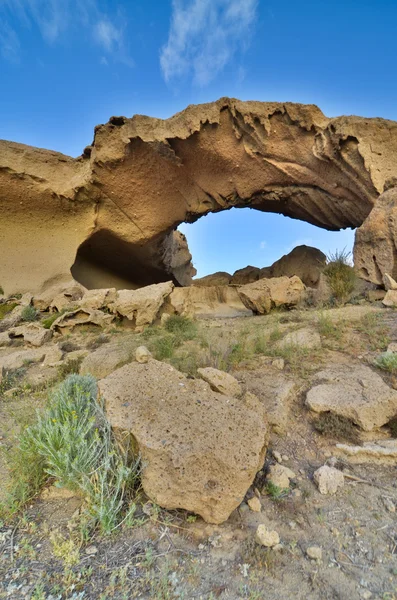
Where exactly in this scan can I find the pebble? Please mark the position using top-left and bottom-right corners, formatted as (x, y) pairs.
(247, 497), (261, 512)
(273, 450), (283, 463)
(135, 346), (152, 364)
(255, 524), (280, 548)
(382, 496), (395, 513)
(85, 545), (98, 556)
(306, 546), (322, 561)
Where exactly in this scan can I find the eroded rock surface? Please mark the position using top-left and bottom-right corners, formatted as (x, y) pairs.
(2, 98), (397, 294)
(238, 276), (306, 314)
(98, 359), (269, 524)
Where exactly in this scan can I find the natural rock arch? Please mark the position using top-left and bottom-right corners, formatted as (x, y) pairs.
(1, 98), (397, 294)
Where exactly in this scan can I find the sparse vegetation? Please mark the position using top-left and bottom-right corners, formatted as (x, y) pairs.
(263, 481), (289, 500)
(0, 301), (17, 320)
(313, 412), (360, 443)
(324, 248), (357, 304)
(21, 305), (39, 322)
(374, 352), (397, 374)
(57, 357), (83, 378)
(1, 375), (140, 533)
(357, 312), (390, 351)
(42, 309), (70, 329)
(317, 313), (343, 340)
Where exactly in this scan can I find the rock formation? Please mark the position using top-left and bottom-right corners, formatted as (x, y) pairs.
(1, 98), (397, 294)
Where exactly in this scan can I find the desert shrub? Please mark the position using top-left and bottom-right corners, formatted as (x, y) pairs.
(374, 352), (397, 374)
(1, 375), (140, 533)
(86, 333), (110, 350)
(317, 313), (343, 340)
(149, 333), (177, 360)
(323, 248), (356, 304)
(358, 312), (390, 351)
(21, 305), (39, 322)
(42, 309), (69, 329)
(164, 314), (197, 341)
(0, 302), (17, 320)
(57, 357), (83, 378)
(313, 412), (360, 443)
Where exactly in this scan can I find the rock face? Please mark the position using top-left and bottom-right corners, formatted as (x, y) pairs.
(306, 364), (397, 431)
(193, 272), (232, 287)
(109, 281), (174, 327)
(355, 183), (397, 284)
(260, 245), (327, 287)
(98, 359), (269, 524)
(238, 276), (306, 314)
(169, 286), (252, 318)
(2, 98), (397, 295)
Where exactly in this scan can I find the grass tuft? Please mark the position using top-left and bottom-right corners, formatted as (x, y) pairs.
(0, 302), (17, 320)
(324, 248), (356, 304)
(21, 305), (39, 322)
(374, 352), (397, 374)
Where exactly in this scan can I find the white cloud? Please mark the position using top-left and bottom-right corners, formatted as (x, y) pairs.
(0, 0), (133, 66)
(259, 240), (267, 250)
(160, 0), (258, 86)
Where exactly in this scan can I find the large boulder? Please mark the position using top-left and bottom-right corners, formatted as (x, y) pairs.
(99, 360), (269, 524)
(80, 342), (133, 379)
(306, 364), (397, 431)
(193, 272), (232, 287)
(109, 281), (174, 327)
(238, 276), (306, 314)
(33, 281), (86, 311)
(9, 323), (52, 347)
(231, 266), (260, 285)
(260, 245), (327, 287)
(169, 286), (252, 318)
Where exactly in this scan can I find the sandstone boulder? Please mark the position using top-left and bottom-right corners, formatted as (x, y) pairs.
(79, 288), (117, 310)
(51, 308), (114, 332)
(306, 364), (397, 431)
(238, 276), (306, 314)
(99, 360), (269, 524)
(261, 245), (327, 287)
(169, 286), (252, 318)
(197, 367), (242, 397)
(9, 324), (52, 347)
(383, 273), (397, 291)
(80, 342), (133, 379)
(33, 281), (85, 311)
(383, 290), (397, 307)
(0, 348), (45, 381)
(109, 282), (174, 327)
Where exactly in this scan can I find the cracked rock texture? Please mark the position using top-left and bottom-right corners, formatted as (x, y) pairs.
(1, 97), (397, 294)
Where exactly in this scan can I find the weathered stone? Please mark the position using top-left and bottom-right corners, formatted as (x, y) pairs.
(135, 346), (152, 364)
(313, 465), (344, 495)
(98, 360), (269, 524)
(80, 343), (133, 378)
(193, 272), (232, 287)
(272, 358), (285, 370)
(169, 286), (252, 318)
(238, 276), (306, 314)
(51, 308), (114, 332)
(336, 439), (397, 464)
(382, 290), (397, 307)
(255, 525), (280, 547)
(33, 281), (86, 311)
(387, 342), (397, 353)
(0, 331), (11, 347)
(43, 345), (64, 366)
(0, 348), (45, 381)
(367, 289), (386, 302)
(306, 546), (322, 560)
(0, 304), (26, 331)
(197, 367), (242, 397)
(266, 464), (296, 489)
(247, 497), (261, 512)
(275, 327), (321, 350)
(50, 285), (85, 312)
(383, 273), (397, 291)
(232, 368), (296, 433)
(307, 364), (397, 431)
(261, 245), (327, 287)
(79, 288), (117, 310)
(109, 282), (174, 326)
(10, 324), (52, 347)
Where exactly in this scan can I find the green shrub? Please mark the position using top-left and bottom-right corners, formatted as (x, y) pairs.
(42, 311), (63, 329)
(21, 305), (39, 322)
(2, 375), (140, 533)
(317, 313), (343, 340)
(313, 412), (360, 443)
(164, 314), (197, 341)
(323, 248), (356, 304)
(374, 352), (397, 374)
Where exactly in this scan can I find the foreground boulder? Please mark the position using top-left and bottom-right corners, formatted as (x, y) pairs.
(99, 360), (269, 524)
(306, 364), (397, 431)
(238, 276), (306, 314)
(109, 281), (174, 327)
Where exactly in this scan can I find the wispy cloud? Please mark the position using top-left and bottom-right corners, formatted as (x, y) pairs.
(160, 0), (258, 86)
(0, 0), (132, 66)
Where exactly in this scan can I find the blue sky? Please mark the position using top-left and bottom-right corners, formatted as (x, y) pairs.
(1, 0), (396, 277)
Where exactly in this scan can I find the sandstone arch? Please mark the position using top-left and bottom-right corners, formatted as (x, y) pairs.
(1, 98), (397, 294)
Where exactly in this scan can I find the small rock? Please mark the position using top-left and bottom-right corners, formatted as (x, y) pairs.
(273, 450), (283, 463)
(266, 464), (296, 489)
(255, 524), (280, 547)
(306, 545), (322, 560)
(360, 591), (372, 599)
(313, 465), (344, 495)
(197, 367), (242, 397)
(383, 273), (397, 291)
(382, 496), (395, 513)
(85, 545), (98, 556)
(282, 455), (289, 462)
(387, 342), (397, 353)
(135, 346), (152, 364)
(247, 497), (261, 512)
(272, 358), (285, 370)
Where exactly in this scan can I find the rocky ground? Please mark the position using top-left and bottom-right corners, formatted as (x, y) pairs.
(1, 294), (397, 599)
